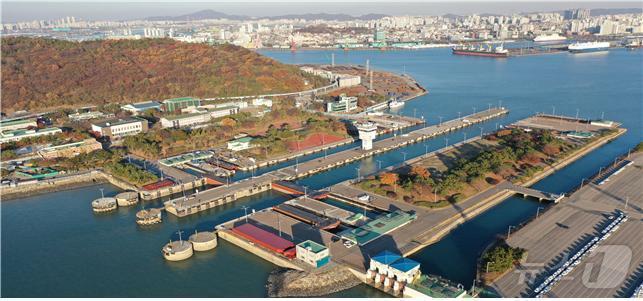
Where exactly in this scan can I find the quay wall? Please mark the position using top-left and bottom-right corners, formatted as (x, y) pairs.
(217, 230), (304, 271)
(140, 178), (207, 201)
(1, 170), (136, 200)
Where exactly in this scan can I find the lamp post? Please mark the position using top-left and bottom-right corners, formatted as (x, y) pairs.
(242, 206), (249, 223)
(438, 116), (443, 127)
(99, 188), (104, 199)
(486, 261), (494, 273)
(355, 167), (361, 181)
(401, 151), (407, 161)
(580, 178), (586, 189)
(507, 225), (515, 238)
(472, 106), (477, 114)
(458, 111), (462, 120)
(445, 137), (449, 148)
(424, 144), (429, 155)
(536, 206), (544, 218)
(376, 160), (383, 170)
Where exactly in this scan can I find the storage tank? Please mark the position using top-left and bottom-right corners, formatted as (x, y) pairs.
(189, 230), (217, 251)
(115, 191), (139, 207)
(91, 197), (117, 213)
(161, 240), (193, 261)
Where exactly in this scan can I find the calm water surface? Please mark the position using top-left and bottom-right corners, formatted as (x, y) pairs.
(2, 48), (641, 297)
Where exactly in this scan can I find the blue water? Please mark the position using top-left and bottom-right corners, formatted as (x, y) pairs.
(2, 48), (641, 297)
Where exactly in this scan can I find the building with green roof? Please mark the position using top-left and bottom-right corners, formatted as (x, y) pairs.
(296, 240), (330, 268)
(162, 97), (201, 112)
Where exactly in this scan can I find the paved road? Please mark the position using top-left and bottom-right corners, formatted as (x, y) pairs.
(491, 153), (643, 298)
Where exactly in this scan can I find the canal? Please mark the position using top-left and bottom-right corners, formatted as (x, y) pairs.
(1, 47), (640, 297)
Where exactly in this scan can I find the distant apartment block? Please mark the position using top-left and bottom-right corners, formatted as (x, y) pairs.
(91, 117), (148, 138)
(326, 95), (358, 113)
(121, 101), (162, 115)
(0, 127), (63, 144)
(162, 97), (201, 112)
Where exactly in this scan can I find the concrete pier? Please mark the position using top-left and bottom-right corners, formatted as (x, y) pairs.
(163, 108), (508, 217)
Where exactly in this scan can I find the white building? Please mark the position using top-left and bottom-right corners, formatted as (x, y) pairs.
(0, 127), (62, 144)
(0, 118), (38, 131)
(91, 117), (148, 138)
(338, 75), (361, 87)
(252, 98), (273, 107)
(326, 95), (358, 113)
(161, 106), (240, 129)
(227, 137), (253, 151)
(356, 121), (378, 150)
(296, 240), (330, 268)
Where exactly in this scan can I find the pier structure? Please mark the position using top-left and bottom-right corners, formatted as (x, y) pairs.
(163, 108), (509, 217)
(287, 196), (364, 226)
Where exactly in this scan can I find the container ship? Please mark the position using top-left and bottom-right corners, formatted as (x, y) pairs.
(568, 41), (610, 53)
(533, 34), (566, 43)
(452, 44), (509, 58)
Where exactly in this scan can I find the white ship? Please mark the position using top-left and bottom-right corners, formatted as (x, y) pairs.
(568, 41), (611, 53)
(388, 99), (405, 109)
(533, 34), (566, 42)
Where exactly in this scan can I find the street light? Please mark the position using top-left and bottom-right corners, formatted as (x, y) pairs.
(458, 111), (462, 120)
(472, 106), (477, 114)
(552, 105), (556, 116)
(580, 178), (586, 189)
(401, 151), (407, 161)
(486, 261), (494, 273)
(376, 160), (383, 170)
(479, 127), (484, 137)
(355, 167), (361, 181)
(463, 132), (467, 141)
(445, 137), (449, 148)
(242, 206), (249, 223)
(488, 103), (492, 111)
(424, 144), (429, 155)
(438, 116), (443, 127)
(536, 206), (544, 218)
(507, 225), (515, 238)
(99, 188), (104, 199)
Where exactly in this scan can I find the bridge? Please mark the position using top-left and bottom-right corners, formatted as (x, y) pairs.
(499, 182), (564, 203)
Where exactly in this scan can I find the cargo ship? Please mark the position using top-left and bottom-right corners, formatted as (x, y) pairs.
(533, 33), (566, 43)
(568, 41), (610, 53)
(452, 44), (508, 58)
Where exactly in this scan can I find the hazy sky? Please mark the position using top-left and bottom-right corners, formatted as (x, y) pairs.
(2, 1), (642, 23)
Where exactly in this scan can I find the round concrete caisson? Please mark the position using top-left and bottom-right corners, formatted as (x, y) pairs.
(189, 231), (218, 251)
(115, 191), (139, 207)
(91, 197), (117, 213)
(161, 240), (193, 261)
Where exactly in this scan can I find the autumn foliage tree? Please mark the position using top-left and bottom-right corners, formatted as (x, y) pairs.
(379, 172), (399, 186)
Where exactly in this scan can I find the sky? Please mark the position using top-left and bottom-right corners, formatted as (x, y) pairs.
(2, 1), (642, 23)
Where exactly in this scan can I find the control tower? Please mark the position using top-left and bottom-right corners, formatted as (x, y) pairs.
(356, 121), (377, 151)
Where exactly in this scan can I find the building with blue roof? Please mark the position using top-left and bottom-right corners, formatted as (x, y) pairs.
(369, 250), (421, 289)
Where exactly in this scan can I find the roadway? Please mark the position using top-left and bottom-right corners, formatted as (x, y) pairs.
(491, 153), (643, 298)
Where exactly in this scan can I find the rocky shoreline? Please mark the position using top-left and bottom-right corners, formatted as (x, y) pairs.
(266, 264), (362, 297)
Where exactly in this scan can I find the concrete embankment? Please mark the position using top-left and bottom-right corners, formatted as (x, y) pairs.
(266, 264), (362, 297)
(217, 230), (303, 271)
(1, 170), (136, 200)
(402, 128), (626, 256)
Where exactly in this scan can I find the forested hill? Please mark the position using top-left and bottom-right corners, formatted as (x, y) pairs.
(1, 37), (324, 113)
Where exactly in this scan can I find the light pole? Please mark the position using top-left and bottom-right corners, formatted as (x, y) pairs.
(424, 144), (429, 155)
(99, 188), (104, 199)
(486, 261), (494, 273)
(507, 225), (515, 238)
(458, 111), (462, 120)
(479, 127), (484, 137)
(242, 206), (249, 223)
(624, 196), (629, 210)
(536, 206), (544, 218)
(304, 186), (308, 198)
(580, 178), (586, 189)
(355, 167), (361, 181)
(472, 106), (477, 114)
(445, 137), (449, 148)
(376, 160), (383, 170)
(498, 100), (502, 108)
(438, 116), (443, 127)
(552, 105), (556, 116)
(488, 103), (492, 111)
(463, 132), (467, 141)
(433, 186), (438, 202)
(401, 151), (407, 161)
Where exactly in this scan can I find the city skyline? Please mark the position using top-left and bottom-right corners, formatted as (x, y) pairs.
(2, 1), (642, 23)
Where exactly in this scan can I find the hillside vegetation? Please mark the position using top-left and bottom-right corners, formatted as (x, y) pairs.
(1, 37), (327, 113)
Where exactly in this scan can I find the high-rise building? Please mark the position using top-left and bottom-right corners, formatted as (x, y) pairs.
(564, 9), (590, 20)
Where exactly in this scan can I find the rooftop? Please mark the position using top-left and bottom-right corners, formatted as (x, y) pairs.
(92, 117), (144, 128)
(122, 101), (161, 110)
(297, 240), (327, 253)
(371, 250), (402, 265)
(341, 210), (416, 245)
(389, 257), (420, 272)
(163, 97), (199, 103)
(407, 274), (468, 298)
